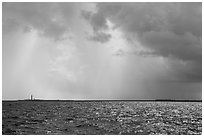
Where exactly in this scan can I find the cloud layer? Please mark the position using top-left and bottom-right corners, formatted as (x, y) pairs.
(82, 2), (202, 82)
(3, 3), (94, 40)
(2, 3), (202, 100)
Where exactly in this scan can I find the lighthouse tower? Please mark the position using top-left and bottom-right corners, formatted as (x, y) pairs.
(31, 94), (33, 100)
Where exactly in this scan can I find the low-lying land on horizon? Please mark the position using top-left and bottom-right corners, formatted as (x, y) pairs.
(3, 99), (202, 102)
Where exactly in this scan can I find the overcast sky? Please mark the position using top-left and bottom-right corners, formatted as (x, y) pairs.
(2, 2), (202, 100)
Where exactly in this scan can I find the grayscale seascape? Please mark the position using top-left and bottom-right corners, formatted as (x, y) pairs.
(2, 2), (202, 135)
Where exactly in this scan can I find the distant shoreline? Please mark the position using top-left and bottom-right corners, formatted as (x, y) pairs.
(2, 99), (202, 102)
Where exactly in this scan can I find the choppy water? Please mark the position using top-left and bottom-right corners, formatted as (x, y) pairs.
(2, 101), (202, 135)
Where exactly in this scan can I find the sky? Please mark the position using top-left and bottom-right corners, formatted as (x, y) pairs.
(2, 2), (202, 100)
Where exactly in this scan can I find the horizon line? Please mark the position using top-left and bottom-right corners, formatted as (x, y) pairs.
(2, 99), (202, 102)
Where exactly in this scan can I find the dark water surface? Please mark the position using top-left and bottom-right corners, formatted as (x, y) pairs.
(2, 101), (202, 135)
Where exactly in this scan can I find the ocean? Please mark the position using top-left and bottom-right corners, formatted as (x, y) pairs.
(2, 101), (202, 135)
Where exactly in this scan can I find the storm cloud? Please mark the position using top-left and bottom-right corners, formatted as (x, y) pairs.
(82, 2), (202, 82)
(3, 3), (92, 40)
(2, 2), (202, 100)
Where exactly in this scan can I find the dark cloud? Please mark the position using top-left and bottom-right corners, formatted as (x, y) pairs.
(112, 49), (125, 56)
(167, 59), (202, 83)
(82, 10), (111, 43)
(142, 31), (201, 62)
(89, 32), (111, 43)
(82, 2), (202, 82)
(2, 3), (79, 40)
(2, 18), (21, 34)
(82, 10), (108, 32)
(112, 49), (158, 57)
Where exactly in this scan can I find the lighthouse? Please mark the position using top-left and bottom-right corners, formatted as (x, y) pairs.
(31, 94), (33, 100)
